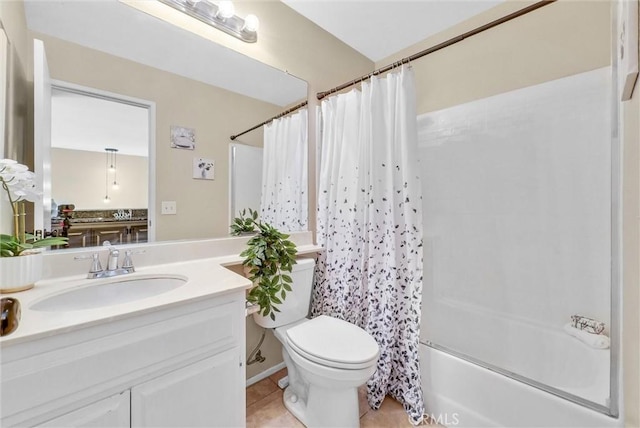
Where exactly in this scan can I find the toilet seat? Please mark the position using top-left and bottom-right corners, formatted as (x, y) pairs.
(285, 315), (379, 370)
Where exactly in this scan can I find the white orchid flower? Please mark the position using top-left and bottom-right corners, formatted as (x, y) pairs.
(0, 160), (40, 203)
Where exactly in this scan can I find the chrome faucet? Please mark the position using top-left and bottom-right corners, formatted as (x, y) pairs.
(107, 247), (119, 271)
(74, 246), (143, 279)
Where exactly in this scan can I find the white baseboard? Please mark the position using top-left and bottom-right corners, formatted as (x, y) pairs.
(246, 362), (286, 387)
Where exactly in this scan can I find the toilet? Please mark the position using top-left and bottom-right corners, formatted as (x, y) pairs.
(253, 258), (379, 428)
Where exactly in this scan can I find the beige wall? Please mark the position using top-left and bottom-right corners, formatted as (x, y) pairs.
(51, 148), (148, 210)
(376, 1), (610, 115)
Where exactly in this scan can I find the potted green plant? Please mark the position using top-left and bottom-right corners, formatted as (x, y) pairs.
(0, 159), (68, 293)
(234, 212), (297, 320)
(230, 208), (259, 236)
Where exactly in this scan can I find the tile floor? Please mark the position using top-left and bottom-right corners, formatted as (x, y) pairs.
(246, 368), (435, 427)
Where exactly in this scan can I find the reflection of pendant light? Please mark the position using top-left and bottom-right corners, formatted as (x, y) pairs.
(104, 149), (110, 203)
(104, 148), (119, 202)
(112, 148), (119, 189)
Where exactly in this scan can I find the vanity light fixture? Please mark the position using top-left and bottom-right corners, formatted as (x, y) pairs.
(157, 0), (259, 43)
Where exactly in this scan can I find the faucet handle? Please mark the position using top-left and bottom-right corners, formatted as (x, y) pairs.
(122, 249), (145, 270)
(74, 253), (103, 273)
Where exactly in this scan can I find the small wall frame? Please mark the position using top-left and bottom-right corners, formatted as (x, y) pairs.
(193, 157), (214, 180)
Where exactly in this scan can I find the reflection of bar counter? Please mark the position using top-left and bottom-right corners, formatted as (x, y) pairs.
(51, 218), (148, 248)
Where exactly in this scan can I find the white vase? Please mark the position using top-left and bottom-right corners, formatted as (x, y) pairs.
(0, 253), (43, 294)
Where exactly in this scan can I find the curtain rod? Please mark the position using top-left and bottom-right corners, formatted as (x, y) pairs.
(317, 0), (556, 100)
(230, 100), (308, 140)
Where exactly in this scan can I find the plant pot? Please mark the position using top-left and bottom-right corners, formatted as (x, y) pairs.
(0, 253), (43, 294)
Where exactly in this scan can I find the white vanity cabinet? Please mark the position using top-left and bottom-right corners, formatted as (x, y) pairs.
(1, 291), (246, 427)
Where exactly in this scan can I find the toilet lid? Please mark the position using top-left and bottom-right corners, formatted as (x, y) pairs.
(286, 315), (379, 369)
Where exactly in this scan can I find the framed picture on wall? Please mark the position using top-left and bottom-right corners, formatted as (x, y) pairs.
(193, 157), (214, 180)
(619, 0), (639, 101)
(170, 125), (196, 150)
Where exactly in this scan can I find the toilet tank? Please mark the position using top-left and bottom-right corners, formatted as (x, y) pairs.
(252, 258), (315, 328)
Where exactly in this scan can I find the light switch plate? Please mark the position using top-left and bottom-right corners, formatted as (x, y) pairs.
(161, 201), (177, 215)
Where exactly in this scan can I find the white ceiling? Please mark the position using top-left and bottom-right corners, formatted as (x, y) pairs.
(51, 89), (149, 156)
(24, 0), (307, 107)
(282, 0), (503, 62)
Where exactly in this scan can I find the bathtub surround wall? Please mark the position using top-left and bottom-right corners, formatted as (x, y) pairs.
(261, 109), (308, 232)
(419, 67), (612, 409)
(313, 67), (424, 424)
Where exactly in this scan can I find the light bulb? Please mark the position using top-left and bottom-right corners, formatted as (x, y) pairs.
(243, 14), (259, 33)
(217, 1), (234, 19)
(112, 181), (119, 190)
(103, 195), (110, 203)
(109, 165), (116, 172)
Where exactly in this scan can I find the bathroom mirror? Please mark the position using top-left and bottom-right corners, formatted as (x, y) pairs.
(24, 0), (308, 247)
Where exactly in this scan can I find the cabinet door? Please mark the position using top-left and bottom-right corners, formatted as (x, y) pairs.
(94, 228), (123, 246)
(131, 349), (243, 427)
(38, 391), (129, 428)
(65, 229), (91, 248)
(132, 225), (148, 243)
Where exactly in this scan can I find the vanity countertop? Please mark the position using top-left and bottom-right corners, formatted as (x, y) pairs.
(0, 244), (323, 346)
(0, 257), (250, 346)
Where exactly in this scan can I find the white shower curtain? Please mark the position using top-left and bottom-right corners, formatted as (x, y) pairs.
(260, 108), (308, 231)
(312, 67), (425, 424)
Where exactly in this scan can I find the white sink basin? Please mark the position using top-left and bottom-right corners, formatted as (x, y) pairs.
(31, 275), (188, 312)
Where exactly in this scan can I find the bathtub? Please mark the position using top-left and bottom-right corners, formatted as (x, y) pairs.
(420, 339), (621, 427)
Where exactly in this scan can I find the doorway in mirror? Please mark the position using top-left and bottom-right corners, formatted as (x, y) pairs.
(46, 81), (156, 250)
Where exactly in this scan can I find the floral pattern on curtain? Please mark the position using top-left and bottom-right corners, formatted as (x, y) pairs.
(260, 108), (308, 232)
(311, 67), (425, 424)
